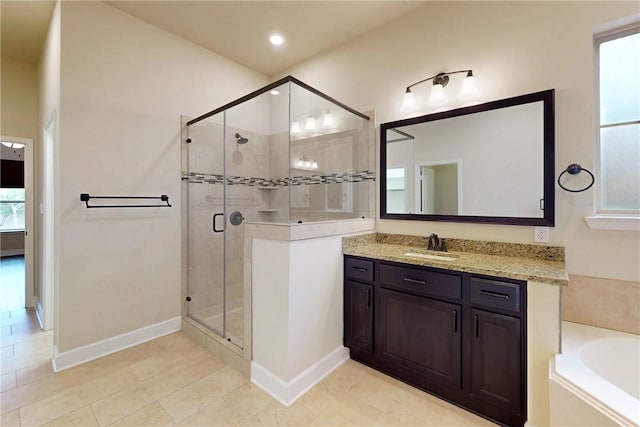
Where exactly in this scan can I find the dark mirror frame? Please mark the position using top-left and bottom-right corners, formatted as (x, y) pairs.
(380, 89), (555, 226)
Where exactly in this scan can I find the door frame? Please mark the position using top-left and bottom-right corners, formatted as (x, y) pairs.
(1, 135), (34, 308)
(414, 160), (463, 214)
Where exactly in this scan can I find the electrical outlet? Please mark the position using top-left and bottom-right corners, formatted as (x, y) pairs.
(534, 226), (549, 243)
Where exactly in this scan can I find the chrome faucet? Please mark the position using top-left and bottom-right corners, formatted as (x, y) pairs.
(427, 233), (447, 252)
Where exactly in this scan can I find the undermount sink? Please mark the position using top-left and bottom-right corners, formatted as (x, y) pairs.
(403, 252), (458, 261)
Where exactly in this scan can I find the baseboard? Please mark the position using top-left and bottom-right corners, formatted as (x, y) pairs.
(251, 345), (349, 407)
(34, 297), (45, 329)
(1, 249), (25, 257)
(52, 317), (182, 372)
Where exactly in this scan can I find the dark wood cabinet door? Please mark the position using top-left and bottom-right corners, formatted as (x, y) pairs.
(377, 288), (461, 389)
(344, 280), (374, 353)
(471, 309), (522, 413)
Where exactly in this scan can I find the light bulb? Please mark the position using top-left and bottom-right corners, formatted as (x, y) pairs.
(402, 89), (416, 111)
(290, 121), (300, 135)
(269, 34), (285, 46)
(321, 111), (334, 128)
(305, 117), (317, 131)
(305, 160), (312, 168)
(428, 83), (447, 106)
(458, 73), (479, 102)
(312, 161), (318, 169)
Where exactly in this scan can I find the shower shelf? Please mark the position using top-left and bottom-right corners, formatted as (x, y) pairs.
(257, 187), (278, 190)
(258, 209), (279, 213)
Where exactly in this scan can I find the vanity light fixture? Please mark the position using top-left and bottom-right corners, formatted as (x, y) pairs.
(305, 116), (317, 132)
(294, 156), (319, 171)
(402, 70), (479, 110)
(321, 110), (334, 128)
(290, 120), (301, 135)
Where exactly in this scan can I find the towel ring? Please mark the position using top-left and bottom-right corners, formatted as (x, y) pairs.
(557, 164), (595, 193)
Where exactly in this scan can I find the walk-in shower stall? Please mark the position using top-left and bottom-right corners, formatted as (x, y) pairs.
(182, 76), (373, 349)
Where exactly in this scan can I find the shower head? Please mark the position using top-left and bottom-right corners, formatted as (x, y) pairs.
(235, 133), (248, 144)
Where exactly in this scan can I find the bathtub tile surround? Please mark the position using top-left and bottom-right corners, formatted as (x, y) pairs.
(563, 274), (640, 335)
(343, 232), (567, 426)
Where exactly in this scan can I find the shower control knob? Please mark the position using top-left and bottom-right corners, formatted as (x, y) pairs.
(185, 296), (191, 302)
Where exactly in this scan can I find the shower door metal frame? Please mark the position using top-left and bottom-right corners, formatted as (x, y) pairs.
(185, 113), (229, 343)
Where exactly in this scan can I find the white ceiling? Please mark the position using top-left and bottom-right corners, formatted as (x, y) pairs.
(1, 1), (426, 75)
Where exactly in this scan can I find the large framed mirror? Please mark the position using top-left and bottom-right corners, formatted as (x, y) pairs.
(380, 89), (555, 226)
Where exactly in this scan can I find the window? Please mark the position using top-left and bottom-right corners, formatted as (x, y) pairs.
(0, 188), (25, 232)
(596, 25), (640, 214)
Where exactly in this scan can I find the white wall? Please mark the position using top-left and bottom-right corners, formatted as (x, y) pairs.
(38, 0), (61, 333)
(1, 57), (39, 140)
(55, 1), (268, 353)
(282, 1), (640, 282)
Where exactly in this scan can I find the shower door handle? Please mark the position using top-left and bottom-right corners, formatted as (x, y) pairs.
(213, 213), (224, 233)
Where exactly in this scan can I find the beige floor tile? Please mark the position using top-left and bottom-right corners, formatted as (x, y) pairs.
(346, 370), (418, 414)
(19, 367), (139, 427)
(16, 359), (54, 387)
(91, 352), (222, 426)
(298, 385), (384, 426)
(1, 344), (15, 359)
(0, 328), (52, 347)
(0, 409), (20, 427)
(244, 401), (318, 426)
(1, 370), (17, 392)
(42, 405), (99, 427)
(178, 398), (247, 427)
(221, 383), (275, 419)
(321, 360), (369, 394)
(4, 353), (133, 413)
(159, 365), (245, 423)
(110, 402), (175, 427)
(10, 319), (41, 335)
(1, 325), (11, 337)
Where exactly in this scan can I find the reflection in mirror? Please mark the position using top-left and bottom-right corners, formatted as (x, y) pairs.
(381, 90), (555, 226)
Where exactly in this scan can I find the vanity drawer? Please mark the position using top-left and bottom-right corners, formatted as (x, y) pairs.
(345, 257), (374, 283)
(470, 277), (522, 314)
(379, 263), (462, 301)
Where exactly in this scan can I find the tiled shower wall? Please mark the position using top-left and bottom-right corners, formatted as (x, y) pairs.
(184, 119), (374, 322)
(562, 275), (640, 335)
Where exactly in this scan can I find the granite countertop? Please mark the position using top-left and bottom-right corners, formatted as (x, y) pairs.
(343, 233), (568, 286)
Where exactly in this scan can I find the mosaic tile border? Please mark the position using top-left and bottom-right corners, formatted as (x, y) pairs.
(182, 171), (375, 186)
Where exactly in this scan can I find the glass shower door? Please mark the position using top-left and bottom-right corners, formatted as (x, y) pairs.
(186, 114), (226, 337)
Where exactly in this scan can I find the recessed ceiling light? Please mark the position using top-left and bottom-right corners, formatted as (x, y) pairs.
(270, 90), (280, 96)
(269, 34), (285, 46)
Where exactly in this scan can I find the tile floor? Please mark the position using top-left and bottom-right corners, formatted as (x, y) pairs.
(1, 256), (26, 312)
(1, 256), (496, 426)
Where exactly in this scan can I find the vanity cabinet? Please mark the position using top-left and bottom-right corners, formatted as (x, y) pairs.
(343, 255), (527, 427)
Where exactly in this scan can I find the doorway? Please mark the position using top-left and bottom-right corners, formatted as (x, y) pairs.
(1, 136), (34, 312)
